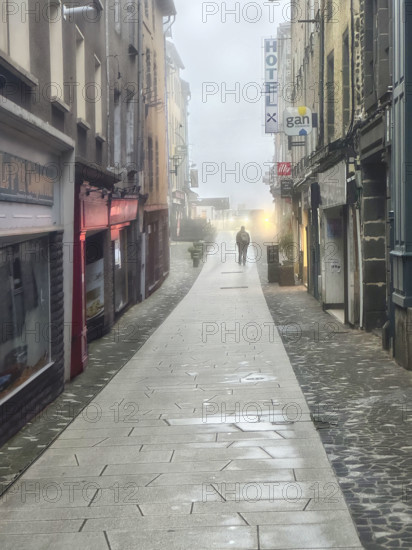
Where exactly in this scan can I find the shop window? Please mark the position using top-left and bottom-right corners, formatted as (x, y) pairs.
(0, 237), (50, 401)
(85, 232), (105, 341)
(114, 229), (129, 313)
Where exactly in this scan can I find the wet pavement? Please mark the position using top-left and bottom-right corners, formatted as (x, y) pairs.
(0, 242), (202, 495)
(255, 239), (412, 550)
(0, 232), (363, 549)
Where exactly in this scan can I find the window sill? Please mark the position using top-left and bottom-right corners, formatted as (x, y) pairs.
(0, 49), (38, 88)
(0, 361), (55, 406)
(50, 96), (70, 113)
(77, 118), (91, 131)
(96, 133), (106, 143)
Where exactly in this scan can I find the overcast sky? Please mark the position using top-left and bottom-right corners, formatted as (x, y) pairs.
(171, 1), (285, 211)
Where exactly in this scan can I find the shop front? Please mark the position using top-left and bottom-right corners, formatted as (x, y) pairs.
(110, 198), (139, 316)
(0, 235), (52, 400)
(318, 162), (346, 312)
(318, 160), (359, 324)
(144, 207), (170, 297)
(171, 190), (186, 240)
(0, 120), (74, 446)
(71, 181), (109, 378)
(71, 178), (138, 378)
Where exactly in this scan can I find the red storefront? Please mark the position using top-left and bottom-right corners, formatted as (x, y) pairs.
(110, 198), (139, 315)
(71, 179), (138, 379)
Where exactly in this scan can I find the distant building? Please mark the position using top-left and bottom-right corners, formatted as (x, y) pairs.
(166, 41), (191, 240)
(141, 0), (176, 297)
(279, 1), (398, 358)
(192, 197), (230, 224)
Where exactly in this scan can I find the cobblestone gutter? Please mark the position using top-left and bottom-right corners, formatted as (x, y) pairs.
(257, 257), (412, 550)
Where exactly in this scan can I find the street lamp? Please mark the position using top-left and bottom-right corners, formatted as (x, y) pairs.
(169, 154), (183, 176)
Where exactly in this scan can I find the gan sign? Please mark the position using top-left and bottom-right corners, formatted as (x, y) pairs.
(264, 39), (278, 133)
(284, 106), (313, 136)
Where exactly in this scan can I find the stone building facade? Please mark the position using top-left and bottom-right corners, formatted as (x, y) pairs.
(285, 0), (392, 332)
(0, 0), (178, 444)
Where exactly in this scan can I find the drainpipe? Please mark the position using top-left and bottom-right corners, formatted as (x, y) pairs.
(164, 15), (176, 36)
(318, 3), (325, 148)
(105, 0), (111, 167)
(348, 0), (356, 135)
(137, 0), (144, 177)
(137, 0), (145, 301)
(356, 206), (363, 329)
(163, 16), (176, 239)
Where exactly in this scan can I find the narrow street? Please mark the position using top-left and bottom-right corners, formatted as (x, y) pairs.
(2, 1), (412, 548)
(0, 235), (363, 549)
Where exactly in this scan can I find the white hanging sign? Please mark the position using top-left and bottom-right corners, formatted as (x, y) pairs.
(264, 39), (278, 133)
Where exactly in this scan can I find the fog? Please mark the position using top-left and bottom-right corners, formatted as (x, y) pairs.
(171, 1), (285, 211)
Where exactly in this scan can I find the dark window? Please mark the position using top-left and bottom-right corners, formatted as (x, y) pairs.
(153, 54), (158, 102)
(146, 49), (152, 103)
(326, 51), (335, 141)
(364, 0), (390, 109)
(51, 104), (65, 133)
(148, 136), (153, 191)
(342, 30), (350, 130)
(155, 139), (159, 190)
(326, 0), (333, 21)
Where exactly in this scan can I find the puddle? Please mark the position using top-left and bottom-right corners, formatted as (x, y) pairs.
(241, 374), (277, 383)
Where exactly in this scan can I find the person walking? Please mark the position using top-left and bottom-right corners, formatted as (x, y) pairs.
(236, 226), (250, 265)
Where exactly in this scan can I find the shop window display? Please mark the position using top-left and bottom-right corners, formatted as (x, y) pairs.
(114, 229), (129, 313)
(0, 237), (50, 400)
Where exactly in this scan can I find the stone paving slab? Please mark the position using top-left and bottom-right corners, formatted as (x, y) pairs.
(258, 523), (361, 549)
(0, 232), (363, 549)
(0, 242), (202, 493)
(255, 236), (412, 550)
(0, 532), (109, 550)
(106, 525), (259, 550)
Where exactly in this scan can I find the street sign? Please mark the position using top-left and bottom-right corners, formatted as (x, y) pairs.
(283, 106), (313, 136)
(281, 179), (293, 198)
(264, 39), (278, 133)
(277, 162), (291, 176)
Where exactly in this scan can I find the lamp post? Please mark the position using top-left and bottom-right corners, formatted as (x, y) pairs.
(169, 154), (183, 176)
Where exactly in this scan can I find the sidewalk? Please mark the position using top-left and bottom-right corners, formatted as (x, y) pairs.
(0, 242), (201, 494)
(0, 234), (362, 549)
(256, 243), (412, 550)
